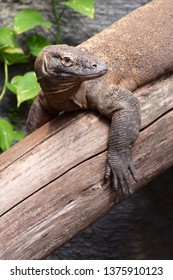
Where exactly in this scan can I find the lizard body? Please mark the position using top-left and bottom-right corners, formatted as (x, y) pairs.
(27, 0), (173, 196)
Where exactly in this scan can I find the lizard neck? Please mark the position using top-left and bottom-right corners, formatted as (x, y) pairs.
(40, 78), (82, 104)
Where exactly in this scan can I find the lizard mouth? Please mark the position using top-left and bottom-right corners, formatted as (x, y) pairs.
(60, 68), (108, 80)
(42, 59), (53, 77)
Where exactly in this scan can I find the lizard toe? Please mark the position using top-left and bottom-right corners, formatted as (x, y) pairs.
(106, 149), (137, 196)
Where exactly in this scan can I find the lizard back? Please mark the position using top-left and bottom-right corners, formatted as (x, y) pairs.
(78, 0), (173, 91)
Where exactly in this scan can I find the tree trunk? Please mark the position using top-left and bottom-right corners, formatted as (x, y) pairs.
(0, 73), (172, 259)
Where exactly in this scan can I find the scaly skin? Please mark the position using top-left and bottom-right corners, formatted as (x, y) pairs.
(27, 46), (108, 132)
(27, 0), (173, 196)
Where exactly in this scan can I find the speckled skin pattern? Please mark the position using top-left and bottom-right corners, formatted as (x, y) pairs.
(80, 0), (173, 91)
(27, 0), (173, 196)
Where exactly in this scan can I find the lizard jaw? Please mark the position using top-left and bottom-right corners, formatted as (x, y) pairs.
(59, 67), (108, 80)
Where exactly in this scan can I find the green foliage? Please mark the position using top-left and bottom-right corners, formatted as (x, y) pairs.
(6, 72), (40, 107)
(0, 10), (50, 103)
(27, 35), (51, 56)
(0, 27), (21, 51)
(0, 27), (27, 65)
(0, 0), (95, 152)
(64, 0), (94, 19)
(14, 9), (52, 34)
(0, 119), (25, 151)
(0, 119), (14, 151)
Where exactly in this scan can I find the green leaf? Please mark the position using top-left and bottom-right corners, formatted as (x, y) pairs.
(14, 9), (52, 34)
(1, 52), (28, 65)
(27, 35), (51, 56)
(64, 0), (94, 19)
(0, 119), (14, 151)
(3, 47), (24, 54)
(0, 27), (27, 64)
(6, 75), (22, 94)
(13, 130), (25, 141)
(0, 27), (18, 50)
(7, 73), (40, 105)
(16, 72), (40, 106)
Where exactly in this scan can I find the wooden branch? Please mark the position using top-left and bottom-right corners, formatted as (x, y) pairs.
(0, 73), (172, 259)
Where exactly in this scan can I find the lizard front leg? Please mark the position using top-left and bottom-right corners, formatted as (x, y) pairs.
(26, 93), (58, 135)
(90, 86), (141, 196)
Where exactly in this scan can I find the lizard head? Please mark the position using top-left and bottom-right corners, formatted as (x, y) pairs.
(35, 44), (108, 85)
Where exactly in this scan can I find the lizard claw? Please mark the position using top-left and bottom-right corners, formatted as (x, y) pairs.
(103, 163), (118, 191)
(103, 149), (137, 197)
(129, 161), (138, 182)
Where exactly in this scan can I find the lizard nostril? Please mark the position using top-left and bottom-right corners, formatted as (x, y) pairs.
(92, 63), (97, 68)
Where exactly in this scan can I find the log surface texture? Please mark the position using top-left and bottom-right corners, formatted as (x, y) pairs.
(0, 72), (173, 259)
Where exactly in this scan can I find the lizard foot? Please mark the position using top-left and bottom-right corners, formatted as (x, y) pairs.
(103, 149), (137, 198)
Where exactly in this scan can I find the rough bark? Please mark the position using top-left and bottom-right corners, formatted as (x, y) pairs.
(0, 73), (172, 259)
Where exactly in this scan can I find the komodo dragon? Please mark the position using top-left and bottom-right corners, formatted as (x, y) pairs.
(27, 0), (173, 196)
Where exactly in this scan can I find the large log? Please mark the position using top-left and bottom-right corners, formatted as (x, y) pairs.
(0, 72), (172, 259)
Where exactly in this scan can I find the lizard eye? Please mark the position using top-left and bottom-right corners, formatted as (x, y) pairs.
(61, 56), (73, 66)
